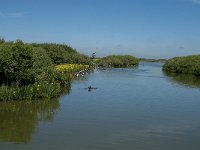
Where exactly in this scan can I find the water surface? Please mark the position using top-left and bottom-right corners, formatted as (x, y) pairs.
(1, 62), (200, 150)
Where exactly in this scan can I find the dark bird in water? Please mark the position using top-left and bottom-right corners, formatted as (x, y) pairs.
(84, 86), (98, 91)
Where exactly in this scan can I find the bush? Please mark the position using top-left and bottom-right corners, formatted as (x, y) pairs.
(0, 41), (52, 86)
(31, 43), (92, 65)
(0, 39), (91, 101)
(163, 55), (200, 76)
(96, 55), (139, 67)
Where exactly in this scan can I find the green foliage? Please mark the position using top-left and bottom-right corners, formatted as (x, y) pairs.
(0, 63), (72, 101)
(0, 74), (70, 101)
(69, 53), (93, 65)
(0, 41), (52, 86)
(32, 43), (76, 64)
(31, 43), (92, 65)
(139, 58), (167, 62)
(96, 55), (139, 67)
(163, 55), (200, 76)
(0, 39), (91, 101)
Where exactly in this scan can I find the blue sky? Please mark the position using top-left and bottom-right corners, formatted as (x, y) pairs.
(0, 0), (200, 58)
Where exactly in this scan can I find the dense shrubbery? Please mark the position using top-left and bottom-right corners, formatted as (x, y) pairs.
(0, 39), (92, 100)
(31, 43), (92, 65)
(163, 55), (200, 76)
(96, 55), (139, 67)
(0, 41), (52, 86)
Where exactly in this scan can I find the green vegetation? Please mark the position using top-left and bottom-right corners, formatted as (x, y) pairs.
(55, 64), (89, 74)
(0, 39), (92, 101)
(140, 58), (167, 62)
(96, 55), (139, 67)
(163, 55), (200, 76)
(31, 43), (92, 65)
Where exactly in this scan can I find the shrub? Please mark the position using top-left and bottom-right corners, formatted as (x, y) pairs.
(0, 39), (91, 101)
(96, 55), (139, 67)
(0, 41), (52, 86)
(163, 55), (200, 76)
(31, 43), (92, 65)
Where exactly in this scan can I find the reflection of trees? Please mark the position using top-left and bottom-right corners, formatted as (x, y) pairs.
(0, 99), (59, 144)
(164, 72), (200, 88)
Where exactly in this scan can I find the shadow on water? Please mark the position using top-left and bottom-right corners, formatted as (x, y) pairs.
(0, 98), (60, 144)
(164, 72), (200, 88)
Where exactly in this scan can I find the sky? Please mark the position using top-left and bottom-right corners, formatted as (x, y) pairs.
(0, 0), (200, 58)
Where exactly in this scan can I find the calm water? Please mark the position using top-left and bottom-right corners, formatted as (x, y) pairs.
(1, 62), (200, 150)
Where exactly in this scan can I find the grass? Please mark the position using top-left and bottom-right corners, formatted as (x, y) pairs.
(0, 82), (61, 101)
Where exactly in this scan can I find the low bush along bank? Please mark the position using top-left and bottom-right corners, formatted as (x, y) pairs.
(55, 64), (90, 74)
(0, 39), (92, 101)
(163, 55), (200, 76)
(96, 55), (139, 67)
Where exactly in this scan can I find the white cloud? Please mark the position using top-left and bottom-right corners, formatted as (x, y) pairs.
(191, 0), (200, 4)
(0, 12), (26, 18)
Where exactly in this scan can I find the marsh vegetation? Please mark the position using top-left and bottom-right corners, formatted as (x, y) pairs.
(95, 55), (139, 68)
(163, 55), (200, 76)
(0, 39), (92, 101)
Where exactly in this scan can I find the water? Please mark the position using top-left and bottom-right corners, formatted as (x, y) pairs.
(1, 62), (200, 150)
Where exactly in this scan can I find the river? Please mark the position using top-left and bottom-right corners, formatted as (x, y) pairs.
(0, 62), (200, 150)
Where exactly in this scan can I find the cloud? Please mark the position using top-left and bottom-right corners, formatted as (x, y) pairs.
(191, 0), (200, 4)
(0, 12), (26, 18)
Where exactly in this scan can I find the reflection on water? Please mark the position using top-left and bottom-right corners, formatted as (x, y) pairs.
(1, 63), (200, 150)
(0, 99), (60, 144)
(164, 72), (200, 88)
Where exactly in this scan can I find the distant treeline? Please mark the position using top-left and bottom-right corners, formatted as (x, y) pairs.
(95, 55), (139, 67)
(163, 55), (200, 76)
(139, 58), (167, 62)
(0, 39), (92, 100)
